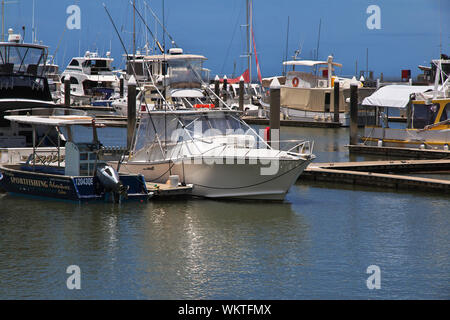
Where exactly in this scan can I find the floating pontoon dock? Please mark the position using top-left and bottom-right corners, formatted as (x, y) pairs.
(302, 160), (450, 192)
(347, 145), (450, 159)
(146, 182), (193, 198)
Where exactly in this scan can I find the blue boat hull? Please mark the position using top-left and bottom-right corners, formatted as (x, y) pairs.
(0, 165), (150, 202)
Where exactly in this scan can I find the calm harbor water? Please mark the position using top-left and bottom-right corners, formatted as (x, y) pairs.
(0, 127), (449, 299)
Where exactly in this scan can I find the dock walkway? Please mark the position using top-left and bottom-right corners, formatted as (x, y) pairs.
(348, 145), (450, 159)
(302, 160), (450, 192)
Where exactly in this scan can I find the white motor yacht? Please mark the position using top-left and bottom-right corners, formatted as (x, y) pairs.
(119, 108), (315, 200)
(61, 51), (119, 105)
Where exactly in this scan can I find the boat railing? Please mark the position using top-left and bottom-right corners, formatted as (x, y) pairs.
(26, 151), (65, 167)
(164, 137), (314, 160)
(278, 139), (315, 156)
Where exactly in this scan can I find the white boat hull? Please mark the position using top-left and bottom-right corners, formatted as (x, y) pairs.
(120, 157), (312, 200)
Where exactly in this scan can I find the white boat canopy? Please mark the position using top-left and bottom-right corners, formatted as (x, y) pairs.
(170, 88), (204, 98)
(283, 60), (343, 68)
(4, 115), (94, 126)
(362, 85), (435, 108)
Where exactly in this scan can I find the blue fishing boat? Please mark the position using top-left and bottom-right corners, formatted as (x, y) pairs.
(0, 115), (151, 203)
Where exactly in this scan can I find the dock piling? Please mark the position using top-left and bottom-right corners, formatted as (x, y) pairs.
(222, 75), (228, 98)
(127, 76), (137, 151)
(324, 92), (330, 113)
(269, 78), (281, 150)
(64, 76), (71, 109)
(119, 75), (124, 98)
(350, 84), (359, 145)
(333, 81), (340, 123)
(214, 75), (220, 108)
(239, 76), (244, 112)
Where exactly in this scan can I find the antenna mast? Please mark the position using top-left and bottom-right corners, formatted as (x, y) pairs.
(283, 16), (289, 76)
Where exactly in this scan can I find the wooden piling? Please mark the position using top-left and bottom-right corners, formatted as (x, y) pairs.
(119, 75), (124, 98)
(269, 78), (281, 150)
(324, 92), (330, 113)
(349, 84), (358, 145)
(222, 75), (228, 96)
(214, 75), (220, 108)
(127, 76), (137, 151)
(64, 76), (71, 108)
(239, 76), (244, 112)
(333, 81), (340, 123)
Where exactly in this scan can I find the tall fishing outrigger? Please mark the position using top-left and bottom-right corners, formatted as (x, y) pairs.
(0, 115), (151, 202)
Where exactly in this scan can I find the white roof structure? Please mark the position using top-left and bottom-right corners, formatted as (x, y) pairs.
(170, 88), (204, 98)
(283, 60), (343, 68)
(5, 115), (95, 126)
(362, 85), (435, 108)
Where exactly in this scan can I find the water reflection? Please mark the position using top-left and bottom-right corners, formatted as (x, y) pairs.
(0, 124), (449, 299)
(136, 200), (309, 299)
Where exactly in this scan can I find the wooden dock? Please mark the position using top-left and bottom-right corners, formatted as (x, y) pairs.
(347, 144), (450, 159)
(146, 182), (193, 198)
(242, 117), (341, 128)
(302, 160), (450, 192)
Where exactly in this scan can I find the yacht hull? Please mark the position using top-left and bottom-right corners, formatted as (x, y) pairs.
(120, 157), (312, 200)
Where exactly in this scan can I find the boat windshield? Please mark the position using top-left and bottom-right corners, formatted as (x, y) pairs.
(168, 58), (205, 87)
(59, 125), (127, 147)
(133, 111), (266, 161)
(83, 59), (113, 74)
(412, 103), (440, 128)
(0, 44), (46, 75)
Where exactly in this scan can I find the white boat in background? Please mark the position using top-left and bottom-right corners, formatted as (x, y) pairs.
(361, 57), (450, 150)
(261, 56), (375, 126)
(119, 108), (315, 200)
(210, 71), (263, 116)
(61, 51), (119, 105)
(39, 56), (62, 103)
(113, 48), (210, 116)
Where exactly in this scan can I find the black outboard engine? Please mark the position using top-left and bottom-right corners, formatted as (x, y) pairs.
(96, 164), (128, 202)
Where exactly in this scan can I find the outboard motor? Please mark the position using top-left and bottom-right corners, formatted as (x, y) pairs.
(96, 164), (128, 202)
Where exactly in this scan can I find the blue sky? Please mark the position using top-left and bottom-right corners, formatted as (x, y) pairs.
(5, 0), (449, 80)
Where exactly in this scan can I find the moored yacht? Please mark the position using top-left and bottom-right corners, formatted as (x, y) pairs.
(361, 57), (450, 150)
(0, 29), (57, 148)
(0, 29), (55, 111)
(119, 107), (315, 200)
(61, 51), (119, 105)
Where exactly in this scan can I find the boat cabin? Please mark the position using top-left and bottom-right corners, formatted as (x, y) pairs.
(0, 115), (149, 202)
(0, 30), (53, 110)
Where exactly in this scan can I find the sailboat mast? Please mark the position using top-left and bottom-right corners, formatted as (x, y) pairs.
(283, 16), (290, 76)
(314, 18), (321, 75)
(248, 0), (252, 84)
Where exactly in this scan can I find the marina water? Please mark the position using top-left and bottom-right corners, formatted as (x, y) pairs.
(0, 126), (449, 299)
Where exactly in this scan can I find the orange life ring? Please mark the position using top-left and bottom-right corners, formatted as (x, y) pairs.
(292, 77), (299, 87)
